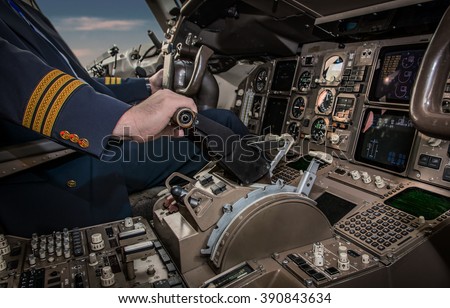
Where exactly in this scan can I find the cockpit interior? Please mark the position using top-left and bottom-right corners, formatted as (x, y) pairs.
(1, 0), (450, 288)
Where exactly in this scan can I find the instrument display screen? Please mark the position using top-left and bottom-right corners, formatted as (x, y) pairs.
(385, 187), (450, 220)
(354, 108), (416, 173)
(369, 45), (426, 104)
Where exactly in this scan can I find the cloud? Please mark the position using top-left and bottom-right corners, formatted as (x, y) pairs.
(72, 48), (94, 58)
(56, 17), (146, 31)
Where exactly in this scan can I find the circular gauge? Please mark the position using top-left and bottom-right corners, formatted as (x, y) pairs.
(254, 68), (268, 93)
(287, 122), (300, 140)
(291, 96), (306, 119)
(311, 117), (329, 144)
(443, 100), (450, 113)
(316, 89), (335, 115)
(298, 71), (312, 91)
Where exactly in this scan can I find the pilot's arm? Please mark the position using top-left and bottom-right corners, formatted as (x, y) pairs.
(94, 69), (164, 104)
(0, 38), (195, 156)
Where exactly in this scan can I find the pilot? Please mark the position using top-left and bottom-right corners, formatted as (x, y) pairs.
(0, 0), (248, 237)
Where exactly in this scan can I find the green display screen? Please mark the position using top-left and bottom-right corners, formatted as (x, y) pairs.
(385, 187), (450, 220)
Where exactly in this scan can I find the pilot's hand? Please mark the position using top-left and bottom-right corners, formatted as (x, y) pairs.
(112, 89), (197, 141)
(148, 69), (163, 93)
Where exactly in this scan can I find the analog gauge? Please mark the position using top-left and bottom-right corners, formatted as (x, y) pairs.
(443, 100), (450, 113)
(311, 117), (329, 144)
(298, 71), (312, 91)
(287, 122), (300, 140)
(254, 68), (268, 93)
(315, 89), (335, 115)
(291, 96), (306, 119)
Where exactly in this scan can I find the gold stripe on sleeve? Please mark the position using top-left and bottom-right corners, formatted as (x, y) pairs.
(32, 75), (74, 132)
(105, 77), (111, 85)
(42, 79), (85, 136)
(22, 70), (64, 128)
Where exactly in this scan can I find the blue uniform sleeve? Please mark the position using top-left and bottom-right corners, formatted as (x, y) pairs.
(0, 37), (130, 157)
(96, 77), (149, 103)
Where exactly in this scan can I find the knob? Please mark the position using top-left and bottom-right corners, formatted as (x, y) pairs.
(55, 232), (62, 241)
(32, 233), (38, 241)
(31, 239), (38, 250)
(0, 255), (6, 271)
(124, 217), (134, 228)
(350, 170), (361, 180)
(55, 246), (62, 257)
(101, 266), (115, 287)
(338, 252), (350, 271)
(64, 248), (71, 259)
(427, 137), (442, 147)
(47, 244), (55, 255)
(28, 254), (37, 266)
(90, 233), (105, 251)
(329, 133), (340, 145)
(374, 176), (385, 189)
(418, 216), (426, 224)
(361, 172), (372, 184)
(313, 253), (324, 267)
(362, 254), (370, 264)
(338, 245), (347, 254)
(88, 253), (98, 266)
(235, 99), (242, 107)
(313, 242), (324, 255)
(147, 266), (156, 276)
(39, 248), (46, 260)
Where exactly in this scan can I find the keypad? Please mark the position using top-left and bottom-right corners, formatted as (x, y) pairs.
(337, 203), (418, 253)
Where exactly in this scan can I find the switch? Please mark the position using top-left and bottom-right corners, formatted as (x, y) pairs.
(199, 174), (214, 186)
(124, 217), (134, 228)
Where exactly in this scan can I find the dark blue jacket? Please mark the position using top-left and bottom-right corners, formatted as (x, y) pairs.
(0, 0), (151, 236)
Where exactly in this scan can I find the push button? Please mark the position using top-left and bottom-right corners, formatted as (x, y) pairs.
(428, 156), (442, 169)
(418, 154), (429, 167)
(443, 167), (450, 182)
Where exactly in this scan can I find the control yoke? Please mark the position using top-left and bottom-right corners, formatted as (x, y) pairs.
(410, 6), (450, 140)
(162, 45), (214, 97)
